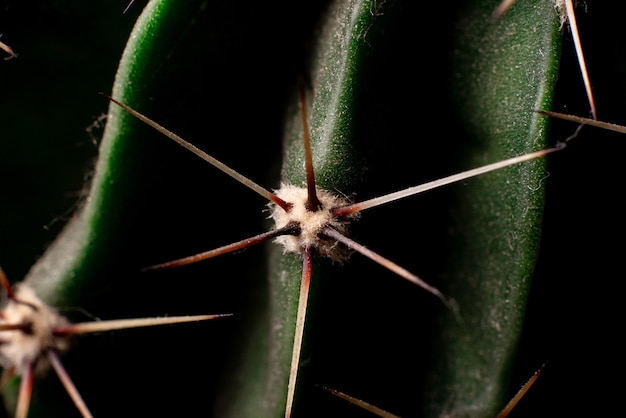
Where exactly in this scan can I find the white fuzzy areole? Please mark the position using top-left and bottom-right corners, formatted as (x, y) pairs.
(0, 284), (70, 374)
(270, 183), (355, 262)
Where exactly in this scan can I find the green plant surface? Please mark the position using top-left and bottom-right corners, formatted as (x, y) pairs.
(1, 1), (625, 417)
(214, 0), (562, 416)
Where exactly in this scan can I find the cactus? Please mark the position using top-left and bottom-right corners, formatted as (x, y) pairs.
(1, 0), (623, 417)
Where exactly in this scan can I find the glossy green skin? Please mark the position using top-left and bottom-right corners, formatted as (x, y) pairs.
(0, 0), (573, 417)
